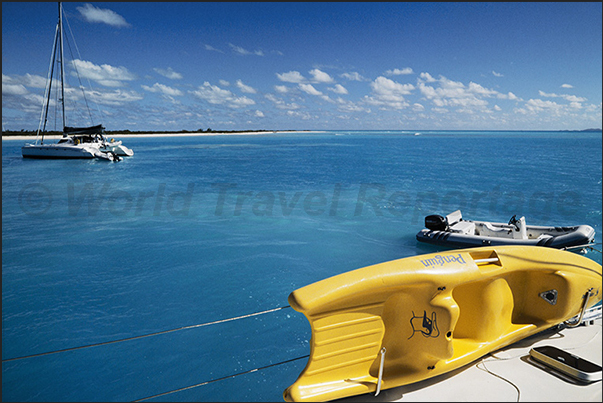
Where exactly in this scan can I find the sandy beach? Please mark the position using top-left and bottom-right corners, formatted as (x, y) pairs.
(2, 130), (322, 141)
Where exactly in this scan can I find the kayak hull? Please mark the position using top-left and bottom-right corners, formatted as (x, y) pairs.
(283, 245), (602, 402)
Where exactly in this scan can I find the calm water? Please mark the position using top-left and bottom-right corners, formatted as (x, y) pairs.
(2, 130), (602, 401)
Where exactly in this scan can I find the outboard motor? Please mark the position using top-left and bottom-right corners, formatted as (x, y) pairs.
(425, 215), (447, 231)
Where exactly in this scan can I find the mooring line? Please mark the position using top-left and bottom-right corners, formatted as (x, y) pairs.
(2, 305), (291, 363)
(562, 242), (602, 253)
(133, 354), (310, 402)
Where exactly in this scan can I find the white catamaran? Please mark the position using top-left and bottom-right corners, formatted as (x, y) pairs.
(21, 2), (133, 161)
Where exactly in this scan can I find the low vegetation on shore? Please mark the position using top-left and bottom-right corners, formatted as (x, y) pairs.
(1, 128), (292, 137)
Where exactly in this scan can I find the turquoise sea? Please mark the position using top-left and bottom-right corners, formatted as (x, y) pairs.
(2, 130), (602, 402)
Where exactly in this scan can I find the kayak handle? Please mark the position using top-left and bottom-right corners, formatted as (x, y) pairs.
(564, 288), (594, 328)
(375, 347), (386, 396)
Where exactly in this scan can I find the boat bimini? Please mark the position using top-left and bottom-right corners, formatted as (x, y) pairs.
(416, 210), (595, 250)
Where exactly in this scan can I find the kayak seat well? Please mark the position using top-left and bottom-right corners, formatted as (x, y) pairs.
(452, 278), (517, 343)
(378, 288), (456, 378)
(452, 270), (576, 343)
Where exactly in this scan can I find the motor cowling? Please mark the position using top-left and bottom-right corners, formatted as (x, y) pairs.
(425, 214), (447, 231)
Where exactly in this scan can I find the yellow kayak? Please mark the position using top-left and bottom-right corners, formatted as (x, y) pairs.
(283, 245), (602, 402)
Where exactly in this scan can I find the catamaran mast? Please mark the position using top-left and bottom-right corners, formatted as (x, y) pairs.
(38, 24), (58, 144)
(58, 2), (66, 131)
(37, 2), (106, 144)
(38, 4), (62, 144)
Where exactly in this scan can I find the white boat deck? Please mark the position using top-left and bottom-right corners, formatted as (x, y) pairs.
(343, 316), (602, 402)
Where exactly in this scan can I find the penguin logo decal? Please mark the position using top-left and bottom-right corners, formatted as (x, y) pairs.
(409, 310), (440, 339)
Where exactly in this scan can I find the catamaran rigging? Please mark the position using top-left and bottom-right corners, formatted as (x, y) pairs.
(22, 2), (133, 160)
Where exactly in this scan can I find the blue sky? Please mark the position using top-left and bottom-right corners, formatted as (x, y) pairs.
(2, 2), (602, 131)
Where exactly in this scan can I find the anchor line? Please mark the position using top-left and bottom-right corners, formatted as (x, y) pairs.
(133, 354), (310, 402)
(1, 305), (291, 363)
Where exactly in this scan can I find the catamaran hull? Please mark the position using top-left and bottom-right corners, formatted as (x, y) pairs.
(22, 144), (116, 161)
(22, 144), (96, 159)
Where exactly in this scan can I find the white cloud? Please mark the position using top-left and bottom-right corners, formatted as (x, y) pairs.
(328, 84), (348, 95)
(497, 91), (519, 101)
(340, 72), (367, 81)
(565, 95), (586, 103)
(585, 103), (602, 113)
(76, 3), (130, 27)
(87, 89), (143, 106)
(153, 67), (183, 80)
(279, 82), (333, 103)
(492, 71), (504, 77)
(439, 77), (465, 92)
(219, 80), (230, 87)
(204, 44), (224, 53)
(274, 85), (289, 94)
(141, 83), (183, 97)
(372, 76), (414, 95)
(468, 82), (498, 97)
(412, 103), (425, 112)
(3, 73), (48, 89)
(418, 76), (498, 109)
(335, 97), (368, 113)
(309, 69), (334, 83)
(254, 110), (265, 118)
(265, 93), (300, 110)
(539, 90), (557, 98)
(191, 82), (255, 108)
(299, 83), (323, 96)
(561, 83), (574, 89)
(286, 110), (314, 120)
(277, 71), (305, 83)
(515, 96), (594, 117)
(538, 90), (586, 103)
(524, 98), (563, 113)
(418, 72), (437, 82)
(236, 79), (257, 94)
(3, 74), (52, 114)
(386, 67), (413, 75)
(364, 76), (414, 110)
(2, 83), (29, 96)
(229, 43), (264, 56)
(70, 59), (136, 87)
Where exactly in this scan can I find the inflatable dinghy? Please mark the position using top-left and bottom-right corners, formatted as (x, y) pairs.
(283, 245), (601, 402)
(416, 210), (595, 249)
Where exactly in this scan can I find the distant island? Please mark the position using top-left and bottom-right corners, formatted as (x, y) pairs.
(2, 128), (600, 137)
(1, 128), (302, 137)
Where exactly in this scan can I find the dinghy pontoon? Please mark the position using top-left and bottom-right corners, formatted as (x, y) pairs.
(416, 210), (595, 250)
